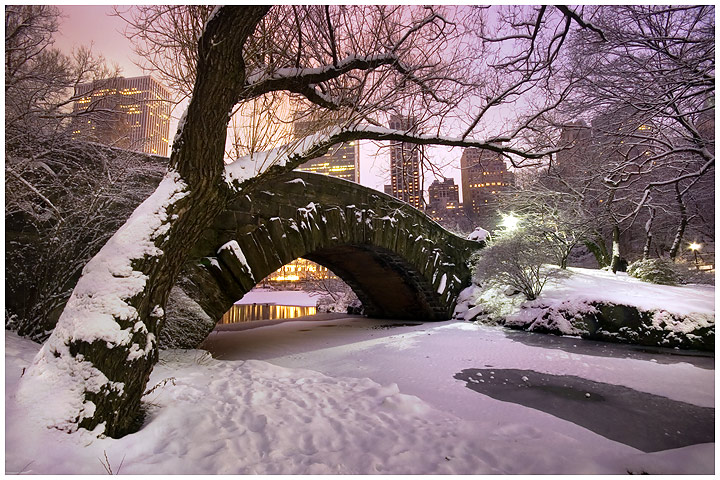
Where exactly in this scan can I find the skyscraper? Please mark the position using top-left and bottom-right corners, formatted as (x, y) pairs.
(428, 178), (459, 211)
(427, 177), (461, 224)
(388, 115), (423, 209)
(293, 117), (360, 183)
(460, 148), (514, 227)
(72, 75), (172, 156)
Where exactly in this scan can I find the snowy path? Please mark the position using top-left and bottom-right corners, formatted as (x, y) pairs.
(6, 319), (714, 474)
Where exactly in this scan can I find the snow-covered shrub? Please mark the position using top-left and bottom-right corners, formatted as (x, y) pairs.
(627, 258), (679, 285)
(453, 283), (526, 325)
(474, 232), (565, 300)
(314, 283), (361, 314)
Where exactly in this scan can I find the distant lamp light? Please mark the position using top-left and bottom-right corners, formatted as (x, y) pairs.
(500, 213), (520, 232)
(689, 242), (702, 270)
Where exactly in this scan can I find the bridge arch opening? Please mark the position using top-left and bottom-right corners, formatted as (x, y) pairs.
(220, 258), (360, 324)
(304, 245), (448, 320)
(207, 243), (448, 325)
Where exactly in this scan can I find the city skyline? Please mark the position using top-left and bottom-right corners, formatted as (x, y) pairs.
(53, 5), (471, 203)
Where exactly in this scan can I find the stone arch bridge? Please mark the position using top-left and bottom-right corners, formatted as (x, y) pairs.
(176, 171), (484, 326)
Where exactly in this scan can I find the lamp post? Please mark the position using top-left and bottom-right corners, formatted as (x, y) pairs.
(689, 242), (702, 270)
(500, 213), (520, 232)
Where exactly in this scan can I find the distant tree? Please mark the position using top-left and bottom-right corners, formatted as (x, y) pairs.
(546, 5), (714, 269)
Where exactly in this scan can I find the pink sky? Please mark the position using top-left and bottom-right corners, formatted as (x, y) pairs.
(55, 6), (143, 78)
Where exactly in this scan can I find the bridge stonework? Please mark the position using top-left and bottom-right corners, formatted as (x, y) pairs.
(178, 171), (484, 324)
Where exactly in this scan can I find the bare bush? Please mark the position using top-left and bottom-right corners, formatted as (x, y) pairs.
(474, 231), (565, 300)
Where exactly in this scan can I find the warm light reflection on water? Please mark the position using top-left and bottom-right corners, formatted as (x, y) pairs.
(220, 304), (316, 324)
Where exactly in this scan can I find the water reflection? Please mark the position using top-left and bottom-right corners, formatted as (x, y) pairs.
(221, 303), (317, 324)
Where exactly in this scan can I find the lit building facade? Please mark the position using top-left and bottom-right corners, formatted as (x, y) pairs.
(460, 147), (514, 227)
(389, 115), (423, 209)
(293, 118), (360, 182)
(72, 75), (172, 156)
(295, 141), (360, 182)
(426, 177), (460, 221)
(260, 258), (337, 286)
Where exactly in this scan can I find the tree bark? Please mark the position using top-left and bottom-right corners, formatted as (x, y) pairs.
(642, 207), (655, 261)
(584, 233), (610, 268)
(609, 224), (622, 273)
(18, 6), (271, 438)
(668, 183), (689, 261)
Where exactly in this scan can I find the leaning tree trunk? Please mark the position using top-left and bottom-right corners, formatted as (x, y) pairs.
(17, 6), (271, 438)
(584, 232), (610, 268)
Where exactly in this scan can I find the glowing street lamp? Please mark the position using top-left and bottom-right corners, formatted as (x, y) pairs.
(500, 213), (520, 232)
(689, 242), (702, 269)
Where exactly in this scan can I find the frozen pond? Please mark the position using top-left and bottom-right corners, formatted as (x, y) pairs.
(202, 317), (714, 460)
(6, 318), (714, 474)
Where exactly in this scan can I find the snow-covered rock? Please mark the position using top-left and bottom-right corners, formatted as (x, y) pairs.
(467, 226), (490, 242)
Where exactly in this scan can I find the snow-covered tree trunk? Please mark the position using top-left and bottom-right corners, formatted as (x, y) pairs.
(17, 6), (271, 438)
(642, 207), (655, 261)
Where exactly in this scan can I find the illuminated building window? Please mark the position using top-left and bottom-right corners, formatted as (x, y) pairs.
(71, 75), (171, 156)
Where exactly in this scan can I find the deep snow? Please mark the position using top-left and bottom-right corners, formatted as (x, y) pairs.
(6, 314), (714, 475)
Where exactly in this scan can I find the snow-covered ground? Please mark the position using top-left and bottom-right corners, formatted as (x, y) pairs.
(233, 288), (317, 307)
(455, 267), (715, 341)
(527, 267), (715, 316)
(6, 313), (714, 474)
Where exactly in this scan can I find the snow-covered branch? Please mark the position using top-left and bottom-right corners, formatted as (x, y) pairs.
(225, 124), (557, 187)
